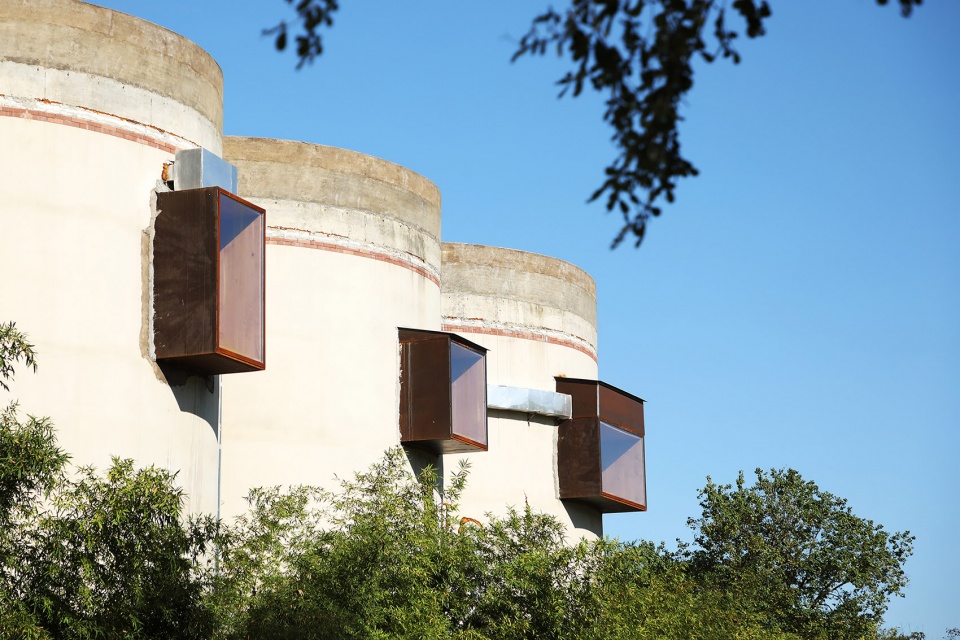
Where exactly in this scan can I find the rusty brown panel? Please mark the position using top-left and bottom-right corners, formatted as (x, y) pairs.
(561, 494), (638, 513)
(165, 352), (255, 376)
(215, 347), (265, 373)
(401, 328), (488, 354)
(555, 377), (600, 418)
(155, 187), (265, 374)
(398, 329), (488, 454)
(557, 417), (601, 500)
(399, 327), (440, 344)
(217, 189), (266, 367)
(599, 383), (644, 436)
(155, 188), (218, 361)
(597, 493), (647, 513)
(443, 433), (489, 454)
(399, 339), (413, 441)
(401, 335), (451, 443)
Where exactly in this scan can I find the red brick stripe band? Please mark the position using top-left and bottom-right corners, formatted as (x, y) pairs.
(441, 322), (598, 363)
(266, 236), (441, 287)
(0, 105), (179, 154)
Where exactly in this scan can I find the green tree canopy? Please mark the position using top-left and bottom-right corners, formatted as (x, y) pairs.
(0, 323), (215, 640)
(207, 447), (804, 640)
(207, 450), (604, 639)
(686, 467), (915, 640)
(1, 324), (918, 639)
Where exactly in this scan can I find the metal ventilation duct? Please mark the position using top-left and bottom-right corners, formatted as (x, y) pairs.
(174, 148), (238, 193)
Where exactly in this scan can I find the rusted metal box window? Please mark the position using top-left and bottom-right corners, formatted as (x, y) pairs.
(154, 187), (265, 374)
(555, 378), (646, 512)
(399, 328), (488, 454)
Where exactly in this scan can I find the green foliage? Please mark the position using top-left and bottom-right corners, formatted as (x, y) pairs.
(687, 468), (915, 640)
(0, 323), (215, 640)
(1, 451), (215, 640)
(0, 319), (68, 527)
(595, 542), (802, 640)
(12, 459), (216, 639)
(211, 452), (915, 640)
(265, 0), (340, 69)
(0, 405), (69, 640)
(2, 323), (918, 639)
(266, 1), (919, 248)
(511, 0), (919, 247)
(208, 449), (604, 640)
(0, 321), (37, 392)
(0, 404), (68, 529)
(460, 505), (599, 639)
(876, 629), (925, 640)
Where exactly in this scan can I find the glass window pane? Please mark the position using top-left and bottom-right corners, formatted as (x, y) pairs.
(600, 421), (645, 507)
(218, 193), (264, 362)
(450, 342), (486, 446)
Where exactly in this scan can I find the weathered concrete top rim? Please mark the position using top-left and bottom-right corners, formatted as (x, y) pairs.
(0, 0), (223, 128)
(223, 136), (441, 210)
(441, 243), (596, 294)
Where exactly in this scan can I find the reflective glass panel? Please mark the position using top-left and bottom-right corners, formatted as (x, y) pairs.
(600, 421), (645, 507)
(218, 193), (264, 362)
(450, 342), (486, 446)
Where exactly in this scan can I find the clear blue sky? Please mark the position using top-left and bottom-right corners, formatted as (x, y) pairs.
(94, 1), (960, 634)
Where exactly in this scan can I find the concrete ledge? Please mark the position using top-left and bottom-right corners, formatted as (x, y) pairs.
(0, 0), (223, 138)
(441, 243), (598, 353)
(223, 137), (442, 271)
(487, 385), (572, 419)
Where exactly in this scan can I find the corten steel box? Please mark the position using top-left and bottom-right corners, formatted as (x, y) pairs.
(155, 187), (266, 375)
(555, 378), (646, 513)
(399, 328), (488, 454)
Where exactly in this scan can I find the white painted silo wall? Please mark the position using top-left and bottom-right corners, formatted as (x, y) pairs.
(218, 137), (442, 518)
(440, 243), (603, 539)
(0, 0), (225, 514)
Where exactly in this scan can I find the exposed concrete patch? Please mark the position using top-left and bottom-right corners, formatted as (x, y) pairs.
(224, 136), (440, 213)
(0, 0), (223, 132)
(223, 137), (442, 246)
(140, 185), (166, 382)
(440, 243), (599, 361)
(442, 242), (595, 300)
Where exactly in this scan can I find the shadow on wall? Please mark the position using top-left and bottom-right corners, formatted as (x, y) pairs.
(159, 364), (220, 437)
(565, 501), (604, 537)
(404, 446), (444, 493)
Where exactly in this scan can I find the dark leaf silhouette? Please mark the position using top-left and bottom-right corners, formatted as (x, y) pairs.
(268, 0), (919, 247)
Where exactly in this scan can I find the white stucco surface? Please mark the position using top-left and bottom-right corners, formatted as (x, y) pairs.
(0, 1), (644, 542)
(218, 137), (443, 519)
(218, 247), (440, 518)
(439, 243), (604, 539)
(445, 335), (601, 540)
(0, 0), (225, 515)
(0, 117), (220, 515)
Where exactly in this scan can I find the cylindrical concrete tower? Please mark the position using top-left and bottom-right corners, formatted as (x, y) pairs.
(218, 137), (443, 518)
(0, 0), (224, 514)
(439, 243), (603, 538)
